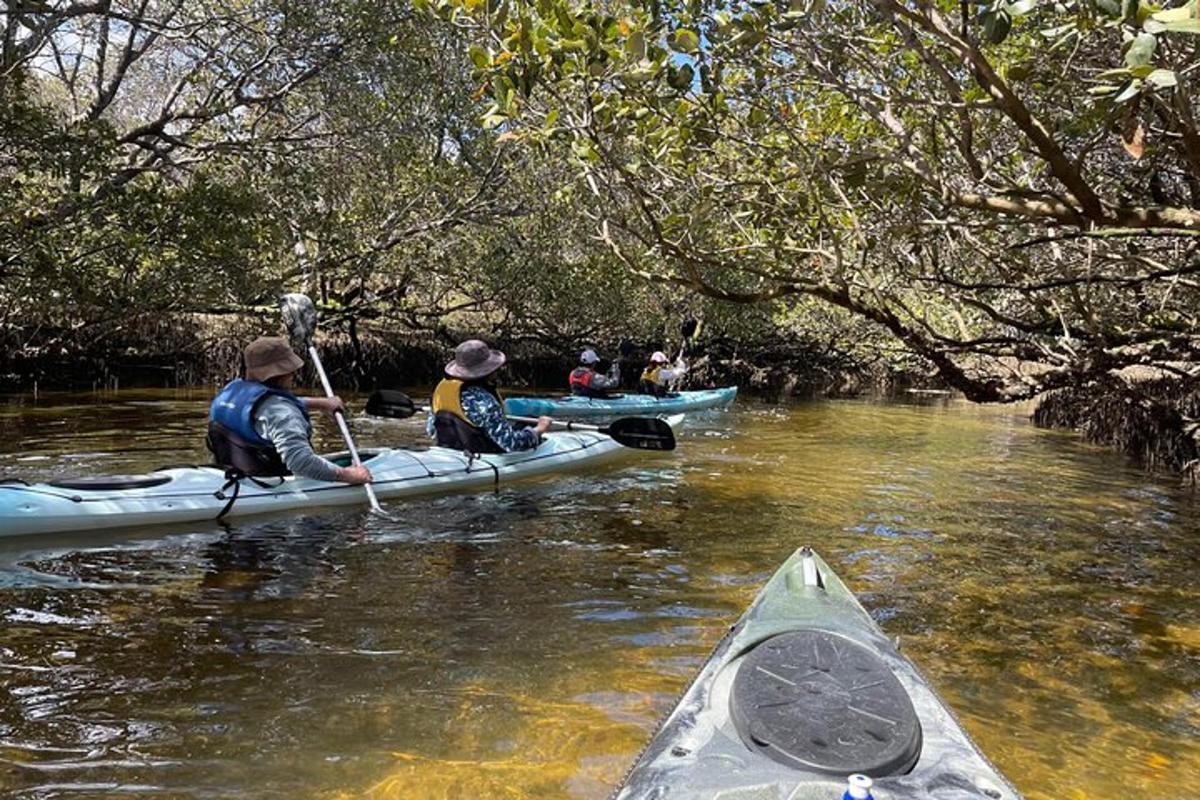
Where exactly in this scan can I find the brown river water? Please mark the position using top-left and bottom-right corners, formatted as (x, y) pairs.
(0, 389), (1196, 799)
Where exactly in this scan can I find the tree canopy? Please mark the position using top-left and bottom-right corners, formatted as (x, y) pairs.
(7, 0), (1200, 415)
(442, 0), (1200, 400)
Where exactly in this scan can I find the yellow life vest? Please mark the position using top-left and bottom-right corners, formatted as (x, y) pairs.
(640, 365), (665, 386)
(430, 379), (506, 454)
(431, 379), (475, 426)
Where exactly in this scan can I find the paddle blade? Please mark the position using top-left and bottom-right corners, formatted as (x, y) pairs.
(366, 389), (419, 419)
(681, 317), (700, 341)
(281, 293), (318, 347)
(602, 417), (676, 451)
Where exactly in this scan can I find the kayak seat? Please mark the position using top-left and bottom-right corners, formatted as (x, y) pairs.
(48, 474), (174, 491)
(730, 628), (922, 778)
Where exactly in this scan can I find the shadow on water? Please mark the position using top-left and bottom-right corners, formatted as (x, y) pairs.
(0, 391), (1197, 799)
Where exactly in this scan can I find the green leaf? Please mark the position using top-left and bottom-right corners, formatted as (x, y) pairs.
(673, 29), (700, 52)
(627, 31), (646, 59)
(982, 10), (1013, 43)
(1124, 32), (1156, 67)
(1161, 16), (1200, 30)
(469, 46), (491, 69)
(1151, 0), (1196, 21)
(667, 63), (695, 91)
(1146, 68), (1179, 87)
(1142, 18), (1167, 31)
(622, 60), (657, 85)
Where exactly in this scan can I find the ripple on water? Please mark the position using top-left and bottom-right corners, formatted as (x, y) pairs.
(0, 392), (1196, 799)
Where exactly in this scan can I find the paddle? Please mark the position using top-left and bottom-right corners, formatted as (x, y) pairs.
(364, 389), (676, 451)
(678, 318), (701, 361)
(280, 293), (385, 514)
(669, 317), (701, 392)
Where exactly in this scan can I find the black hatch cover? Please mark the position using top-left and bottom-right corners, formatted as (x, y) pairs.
(49, 474), (173, 491)
(730, 629), (922, 777)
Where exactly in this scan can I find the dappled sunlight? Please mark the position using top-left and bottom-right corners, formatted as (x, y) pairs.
(0, 396), (1196, 798)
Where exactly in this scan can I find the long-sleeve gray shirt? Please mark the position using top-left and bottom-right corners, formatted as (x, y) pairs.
(254, 396), (342, 482)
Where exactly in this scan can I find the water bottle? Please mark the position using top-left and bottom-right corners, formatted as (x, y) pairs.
(843, 774), (874, 800)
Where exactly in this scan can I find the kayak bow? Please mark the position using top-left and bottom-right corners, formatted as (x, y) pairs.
(615, 547), (1019, 800)
(505, 386), (737, 418)
(0, 415), (684, 538)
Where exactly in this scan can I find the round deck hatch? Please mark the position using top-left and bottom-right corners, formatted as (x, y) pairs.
(730, 629), (922, 777)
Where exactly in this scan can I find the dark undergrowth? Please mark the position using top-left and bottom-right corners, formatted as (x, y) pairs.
(0, 314), (904, 398)
(1033, 375), (1200, 485)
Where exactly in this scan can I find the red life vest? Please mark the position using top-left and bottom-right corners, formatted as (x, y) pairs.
(569, 367), (608, 398)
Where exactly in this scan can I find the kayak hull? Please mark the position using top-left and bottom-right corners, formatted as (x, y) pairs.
(505, 387), (736, 418)
(0, 416), (683, 538)
(615, 547), (1020, 800)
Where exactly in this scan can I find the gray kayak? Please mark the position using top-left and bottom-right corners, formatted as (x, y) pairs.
(615, 547), (1020, 800)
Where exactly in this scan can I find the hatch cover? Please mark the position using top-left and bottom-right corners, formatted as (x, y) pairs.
(730, 629), (922, 777)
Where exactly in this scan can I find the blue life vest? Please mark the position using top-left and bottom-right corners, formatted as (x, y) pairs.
(207, 379), (309, 475)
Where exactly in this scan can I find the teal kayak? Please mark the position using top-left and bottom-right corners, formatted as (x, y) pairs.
(615, 547), (1019, 800)
(505, 386), (737, 418)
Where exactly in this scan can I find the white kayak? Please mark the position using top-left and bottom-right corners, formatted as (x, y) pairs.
(0, 415), (682, 538)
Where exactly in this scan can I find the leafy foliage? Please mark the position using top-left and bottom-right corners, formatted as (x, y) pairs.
(439, 0), (1200, 401)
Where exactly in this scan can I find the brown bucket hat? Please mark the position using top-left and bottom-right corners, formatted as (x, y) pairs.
(445, 339), (506, 380)
(244, 336), (304, 382)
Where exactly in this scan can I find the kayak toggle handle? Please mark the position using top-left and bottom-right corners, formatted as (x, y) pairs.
(843, 774), (874, 800)
(799, 546), (823, 588)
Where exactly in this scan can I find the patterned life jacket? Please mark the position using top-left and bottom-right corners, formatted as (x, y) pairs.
(430, 379), (506, 455)
(207, 379), (309, 476)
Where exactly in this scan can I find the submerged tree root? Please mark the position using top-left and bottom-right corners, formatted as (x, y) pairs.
(1033, 375), (1200, 485)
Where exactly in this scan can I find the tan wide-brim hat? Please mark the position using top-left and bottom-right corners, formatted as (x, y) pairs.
(445, 339), (506, 380)
(244, 336), (304, 382)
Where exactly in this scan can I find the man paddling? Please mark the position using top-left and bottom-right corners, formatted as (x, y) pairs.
(569, 349), (621, 398)
(208, 336), (373, 484)
(429, 339), (552, 453)
(638, 351), (688, 397)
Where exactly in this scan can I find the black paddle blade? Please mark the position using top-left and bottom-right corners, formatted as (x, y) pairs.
(681, 317), (700, 341)
(602, 417), (676, 451)
(365, 389), (419, 419)
(618, 339), (636, 358)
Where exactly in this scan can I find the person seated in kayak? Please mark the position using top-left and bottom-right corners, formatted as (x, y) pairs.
(638, 351), (687, 397)
(207, 336), (373, 484)
(429, 339), (552, 454)
(569, 348), (621, 398)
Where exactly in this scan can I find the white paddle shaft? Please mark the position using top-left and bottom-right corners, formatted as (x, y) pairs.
(507, 414), (599, 432)
(306, 345), (382, 513)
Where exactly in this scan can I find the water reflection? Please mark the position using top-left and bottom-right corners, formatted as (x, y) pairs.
(0, 391), (1196, 799)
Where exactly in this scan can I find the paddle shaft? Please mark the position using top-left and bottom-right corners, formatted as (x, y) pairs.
(507, 414), (602, 433)
(390, 405), (600, 434)
(306, 344), (382, 513)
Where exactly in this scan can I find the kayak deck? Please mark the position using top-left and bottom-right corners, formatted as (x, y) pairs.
(0, 416), (683, 538)
(505, 386), (737, 418)
(615, 547), (1019, 799)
